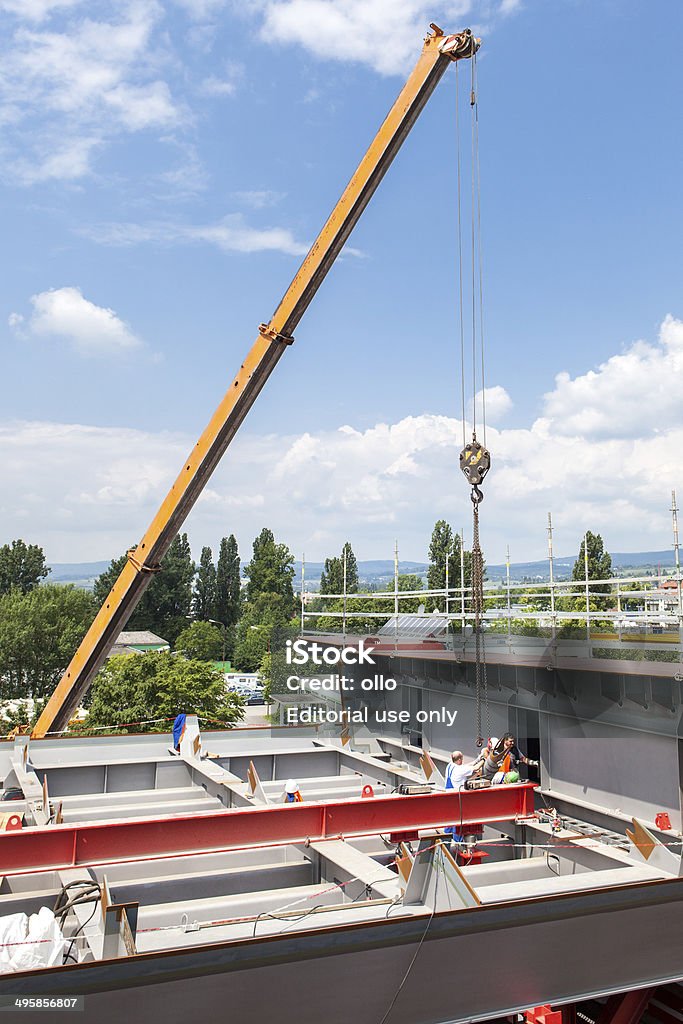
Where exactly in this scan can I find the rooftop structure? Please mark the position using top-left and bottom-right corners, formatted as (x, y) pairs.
(0, 718), (680, 1022)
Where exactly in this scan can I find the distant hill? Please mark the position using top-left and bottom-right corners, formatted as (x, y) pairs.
(293, 560), (429, 591)
(49, 549), (678, 592)
(485, 549), (678, 583)
(48, 561), (111, 587)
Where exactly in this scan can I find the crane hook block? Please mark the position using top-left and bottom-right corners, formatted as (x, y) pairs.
(460, 440), (491, 487)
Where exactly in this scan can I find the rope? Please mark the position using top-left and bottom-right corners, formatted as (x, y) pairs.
(470, 52), (478, 436)
(455, 61), (467, 449)
(376, 844), (441, 1024)
(472, 50), (487, 447)
(35, 713), (240, 739)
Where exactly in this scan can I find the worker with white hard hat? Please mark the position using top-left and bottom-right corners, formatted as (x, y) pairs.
(445, 751), (475, 790)
(284, 779), (303, 803)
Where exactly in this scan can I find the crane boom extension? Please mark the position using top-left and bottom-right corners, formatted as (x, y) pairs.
(32, 26), (479, 739)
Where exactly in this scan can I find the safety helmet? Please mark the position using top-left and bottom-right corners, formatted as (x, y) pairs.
(285, 779), (299, 794)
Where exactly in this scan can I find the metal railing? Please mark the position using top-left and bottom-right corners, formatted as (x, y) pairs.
(299, 572), (683, 666)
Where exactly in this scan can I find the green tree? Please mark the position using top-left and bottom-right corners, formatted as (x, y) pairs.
(216, 535), (241, 627)
(193, 546), (217, 621)
(233, 593), (293, 671)
(427, 521), (472, 611)
(145, 532), (195, 644)
(571, 531), (613, 592)
(94, 533), (195, 645)
(93, 553), (128, 607)
(86, 652), (244, 731)
(175, 620), (224, 661)
(320, 557), (341, 595)
(320, 541), (359, 595)
(244, 528), (295, 613)
(342, 542), (359, 592)
(389, 573), (424, 612)
(0, 585), (96, 699)
(619, 581), (644, 613)
(233, 625), (271, 673)
(556, 531), (614, 619)
(0, 698), (46, 735)
(0, 540), (50, 595)
(316, 577), (424, 635)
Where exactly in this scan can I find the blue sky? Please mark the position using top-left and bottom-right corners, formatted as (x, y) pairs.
(1, 0), (682, 568)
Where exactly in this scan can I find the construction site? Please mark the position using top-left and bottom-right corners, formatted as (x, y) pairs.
(0, 18), (681, 1024)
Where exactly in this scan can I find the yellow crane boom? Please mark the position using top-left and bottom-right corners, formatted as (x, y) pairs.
(32, 25), (480, 739)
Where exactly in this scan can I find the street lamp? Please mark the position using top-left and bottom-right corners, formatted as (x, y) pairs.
(208, 618), (227, 667)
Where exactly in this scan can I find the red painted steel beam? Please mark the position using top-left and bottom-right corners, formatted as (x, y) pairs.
(0, 784), (536, 873)
(598, 988), (655, 1024)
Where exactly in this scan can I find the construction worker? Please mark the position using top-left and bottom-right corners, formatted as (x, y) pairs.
(444, 751), (476, 844)
(482, 733), (537, 783)
(284, 779), (303, 803)
(445, 750), (475, 790)
(172, 713), (186, 753)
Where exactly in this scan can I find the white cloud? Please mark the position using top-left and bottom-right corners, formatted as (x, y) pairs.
(10, 287), (142, 356)
(81, 213), (370, 258)
(171, 0), (228, 17)
(0, 0), (85, 20)
(468, 384), (512, 425)
(233, 190), (286, 209)
(0, 420), (188, 560)
(11, 136), (100, 185)
(258, 1), (475, 76)
(199, 75), (237, 97)
(2, 317), (682, 565)
(542, 314), (683, 439)
(196, 57), (243, 97)
(498, 0), (521, 14)
(0, 1), (182, 183)
(186, 215), (309, 256)
(82, 214), (310, 256)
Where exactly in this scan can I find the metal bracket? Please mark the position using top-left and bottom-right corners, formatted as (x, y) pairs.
(259, 323), (295, 346)
(127, 550), (162, 575)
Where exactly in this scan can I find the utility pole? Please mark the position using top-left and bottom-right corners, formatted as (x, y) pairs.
(208, 619), (227, 667)
(460, 528), (466, 633)
(584, 530), (590, 643)
(301, 553), (305, 635)
(671, 491), (682, 650)
(394, 540), (400, 652)
(547, 513), (556, 642)
(342, 546), (348, 639)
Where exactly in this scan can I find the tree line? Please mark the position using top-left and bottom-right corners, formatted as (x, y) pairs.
(0, 527), (614, 729)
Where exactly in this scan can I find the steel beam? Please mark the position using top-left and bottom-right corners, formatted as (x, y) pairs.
(0, 784), (536, 873)
(598, 987), (656, 1024)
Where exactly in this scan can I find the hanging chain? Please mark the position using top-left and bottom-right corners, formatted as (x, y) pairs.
(460, 439), (491, 747)
(470, 490), (490, 747)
